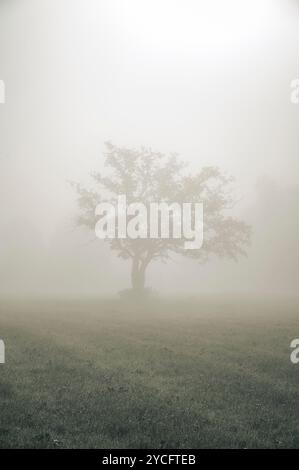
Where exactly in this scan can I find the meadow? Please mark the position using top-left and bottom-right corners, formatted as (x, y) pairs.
(0, 296), (298, 448)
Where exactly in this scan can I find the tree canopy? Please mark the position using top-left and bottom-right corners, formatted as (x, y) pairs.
(72, 142), (251, 290)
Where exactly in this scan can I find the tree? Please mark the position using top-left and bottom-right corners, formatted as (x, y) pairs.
(72, 142), (250, 291)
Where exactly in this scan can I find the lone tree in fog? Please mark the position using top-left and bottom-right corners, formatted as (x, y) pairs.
(72, 142), (250, 291)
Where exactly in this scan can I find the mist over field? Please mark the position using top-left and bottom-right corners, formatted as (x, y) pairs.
(0, 0), (299, 451)
(0, 0), (298, 299)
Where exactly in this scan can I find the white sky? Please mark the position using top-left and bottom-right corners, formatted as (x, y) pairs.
(0, 0), (299, 240)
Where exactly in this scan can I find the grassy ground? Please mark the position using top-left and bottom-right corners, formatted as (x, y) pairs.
(0, 296), (298, 449)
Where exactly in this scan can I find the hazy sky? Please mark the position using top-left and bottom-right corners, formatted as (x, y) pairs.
(0, 0), (298, 295)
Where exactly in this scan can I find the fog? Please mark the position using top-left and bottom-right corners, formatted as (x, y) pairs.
(0, 0), (298, 297)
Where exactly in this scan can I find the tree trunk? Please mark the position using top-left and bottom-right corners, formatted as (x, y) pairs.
(131, 257), (146, 290)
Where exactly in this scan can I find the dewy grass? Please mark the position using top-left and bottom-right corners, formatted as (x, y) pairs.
(0, 296), (298, 449)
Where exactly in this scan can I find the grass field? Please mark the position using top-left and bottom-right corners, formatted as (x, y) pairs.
(0, 296), (298, 449)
